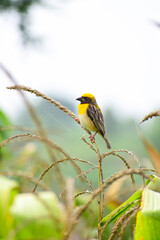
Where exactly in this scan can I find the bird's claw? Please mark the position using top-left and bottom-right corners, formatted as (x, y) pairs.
(89, 135), (95, 143)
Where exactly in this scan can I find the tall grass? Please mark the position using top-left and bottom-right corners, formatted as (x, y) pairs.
(0, 63), (151, 239)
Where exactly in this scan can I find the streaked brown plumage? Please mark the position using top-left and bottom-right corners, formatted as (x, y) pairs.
(76, 93), (111, 149)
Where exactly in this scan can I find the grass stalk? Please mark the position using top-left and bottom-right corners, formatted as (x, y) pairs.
(62, 168), (147, 239)
(0, 64), (65, 191)
(94, 141), (104, 239)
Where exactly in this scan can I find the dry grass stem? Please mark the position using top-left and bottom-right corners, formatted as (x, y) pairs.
(0, 64), (153, 240)
(7, 84), (94, 188)
(73, 157), (97, 167)
(111, 152), (135, 189)
(73, 167), (96, 189)
(100, 199), (140, 235)
(63, 168), (147, 239)
(81, 136), (96, 152)
(0, 125), (37, 133)
(7, 85), (80, 124)
(74, 190), (93, 199)
(117, 209), (139, 240)
(59, 166), (97, 198)
(108, 205), (139, 240)
(1, 64), (55, 154)
(0, 64), (64, 190)
(0, 133), (70, 160)
(140, 109), (160, 123)
(101, 149), (141, 169)
(143, 168), (160, 174)
(65, 178), (74, 230)
(33, 158), (97, 192)
(82, 168), (146, 212)
(32, 160), (66, 192)
(94, 141), (104, 239)
(102, 149), (145, 186)
(0, 133), (92, 191)
(8, 85), (93, 135)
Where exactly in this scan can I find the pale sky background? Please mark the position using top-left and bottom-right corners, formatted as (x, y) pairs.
(0, 0), (160, 121)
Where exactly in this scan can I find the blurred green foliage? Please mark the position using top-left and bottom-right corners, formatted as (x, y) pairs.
(0, 0), (41, 12)
(135, 176), (160, 240)
(0, 176), (65, 239)
(0, 109), (12, 162)
(4, 96), (156, 194)
(9, 95), (157, 191)
(1, 96), (159, 189)
(0, 97), (160, 239)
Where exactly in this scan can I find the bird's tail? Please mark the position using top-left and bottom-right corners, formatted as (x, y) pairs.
(104, 135), (111, 149)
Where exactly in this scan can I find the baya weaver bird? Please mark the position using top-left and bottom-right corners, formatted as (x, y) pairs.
(76, 93), (111, 149)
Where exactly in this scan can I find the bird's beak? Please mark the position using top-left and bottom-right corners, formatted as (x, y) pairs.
(76, 97), (82, 101)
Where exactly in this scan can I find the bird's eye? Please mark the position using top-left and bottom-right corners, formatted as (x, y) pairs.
(83, 97), (91, 102)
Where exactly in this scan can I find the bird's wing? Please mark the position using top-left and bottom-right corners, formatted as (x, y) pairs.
(87, 104), (106, 137)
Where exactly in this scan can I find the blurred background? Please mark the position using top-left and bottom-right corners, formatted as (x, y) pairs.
(0, 0), (160, 190)
(0, 2), (160, 239)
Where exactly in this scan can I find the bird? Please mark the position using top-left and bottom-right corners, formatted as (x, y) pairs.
(76, 93), (111, 149)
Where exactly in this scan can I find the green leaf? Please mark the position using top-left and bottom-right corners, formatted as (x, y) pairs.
(0, 175), (19, 238)
(134, 188), (160, 240)
(0, 109), (12, 160)
(0, 109), (11, 127)
(10, 191), (65, 240)
(101, 188), (142, 226)
(147, 175), (160, 193)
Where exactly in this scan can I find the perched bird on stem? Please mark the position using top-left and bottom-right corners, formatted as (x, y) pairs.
(76, 93), (111, 149)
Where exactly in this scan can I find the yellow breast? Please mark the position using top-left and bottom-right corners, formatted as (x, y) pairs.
(78, 103), (89, 115)
(78, 104), (97, 132)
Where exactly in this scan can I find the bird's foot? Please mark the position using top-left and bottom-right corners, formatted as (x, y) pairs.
(89, 133), (97, 143)
(89, 132), (98, 143)
(89, 135), (95, 143)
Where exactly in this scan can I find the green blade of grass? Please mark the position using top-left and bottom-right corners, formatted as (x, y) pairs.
(101, 188), (142, 226)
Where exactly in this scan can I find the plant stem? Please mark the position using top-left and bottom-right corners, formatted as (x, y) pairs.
(95, 141), (103, 239)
